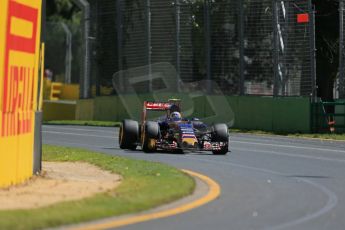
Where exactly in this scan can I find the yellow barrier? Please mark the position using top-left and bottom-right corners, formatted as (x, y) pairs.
(0, 0), (42, 187)
(60, 84), (79, 100)
(43, 101), (77, 121)
(50, 82), (63, 100)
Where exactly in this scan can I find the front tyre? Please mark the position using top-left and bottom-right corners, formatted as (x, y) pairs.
(211, 123), (229, 155)
(212, 144), (229, 155)
(119, 119), (139, 150)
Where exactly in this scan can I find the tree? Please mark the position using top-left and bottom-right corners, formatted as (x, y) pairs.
(314, 0), (339, 101)
(45, 0), (81, 83)
(47, 0), (79, 21)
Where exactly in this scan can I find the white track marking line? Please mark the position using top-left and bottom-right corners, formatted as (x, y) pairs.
(43, 130), (118, 139)
(232, 134), (345, 143)
(232, 140), (345, 154)
(43, 126), (115, 134)
(45, 127), (345, 153)
(44, 128), (344, 162)
(183, 156), (338, 230)
(44, 140), (114, 149)
(267, 179), (338, 230)
(232, 147), (345, 163)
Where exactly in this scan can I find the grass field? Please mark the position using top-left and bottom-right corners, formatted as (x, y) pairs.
(0, 145), (195, 230)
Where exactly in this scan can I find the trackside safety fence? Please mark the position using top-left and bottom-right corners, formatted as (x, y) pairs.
(63, 0), (317, 97)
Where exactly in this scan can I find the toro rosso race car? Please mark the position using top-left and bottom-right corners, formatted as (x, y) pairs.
(119, 99), (229, 155)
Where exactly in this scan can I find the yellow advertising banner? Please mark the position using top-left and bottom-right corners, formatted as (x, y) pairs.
(0, 0), (42, 187)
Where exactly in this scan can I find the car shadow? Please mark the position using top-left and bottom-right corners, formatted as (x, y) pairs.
(101, 147), (231, 156)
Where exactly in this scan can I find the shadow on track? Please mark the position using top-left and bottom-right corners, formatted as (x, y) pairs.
(102, 147), (231, 157)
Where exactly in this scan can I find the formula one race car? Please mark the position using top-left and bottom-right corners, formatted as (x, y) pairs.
(119, 99), (229, 155)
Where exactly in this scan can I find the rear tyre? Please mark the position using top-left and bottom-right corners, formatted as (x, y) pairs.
(211, 123), (229, 155)
(142, 121), (159, 153)
(119, 119), (139, 150)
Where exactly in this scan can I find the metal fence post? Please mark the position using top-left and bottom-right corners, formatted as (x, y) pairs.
(60, 22), (72, 84)
(175, 0), (181, 91)
(92, 1), (100, 96)
(73, 0), (91, 99)
(238, 0), (245, 95)
(309, 1), (317, 100)
(33, 0), (46, 175)
(33, 112), (42, 174)
(204, 0), (212, 94)
(272, 0), (279, 97)
(116, 0), (124, 92)
(146, 0), (152, 92)
(340, 0), (345, 98)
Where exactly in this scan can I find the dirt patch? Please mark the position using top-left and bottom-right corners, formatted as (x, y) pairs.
(0, 162), (121, 210)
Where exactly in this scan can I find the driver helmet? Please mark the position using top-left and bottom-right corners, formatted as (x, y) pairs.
(170, 111), (182, 121)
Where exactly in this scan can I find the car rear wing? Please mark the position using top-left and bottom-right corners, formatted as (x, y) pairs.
(145, 102), (171, 111)
(142, 100), (181, 122)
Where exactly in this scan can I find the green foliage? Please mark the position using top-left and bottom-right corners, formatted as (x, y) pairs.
(0, 145), (195, 230)
(313, 0), (339, 100)
(47, 0), (80, 22)
(45, 0), (82, 82)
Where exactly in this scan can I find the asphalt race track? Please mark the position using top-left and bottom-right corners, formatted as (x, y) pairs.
(43, 125), (345, 230)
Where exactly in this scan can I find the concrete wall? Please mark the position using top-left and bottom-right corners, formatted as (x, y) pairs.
(74, 95), (311, 133)
(76, 99), (94, 120)
(94, 97), (129, 121)
(43, 95), (311, 133)
(227, 96), (311, 133)
(335, 100), (345, 133)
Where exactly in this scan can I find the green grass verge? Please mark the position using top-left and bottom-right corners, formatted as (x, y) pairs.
(231, 129), (345, 141)
(0, 145), (195, 230)
(44, 120), (121, 127)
